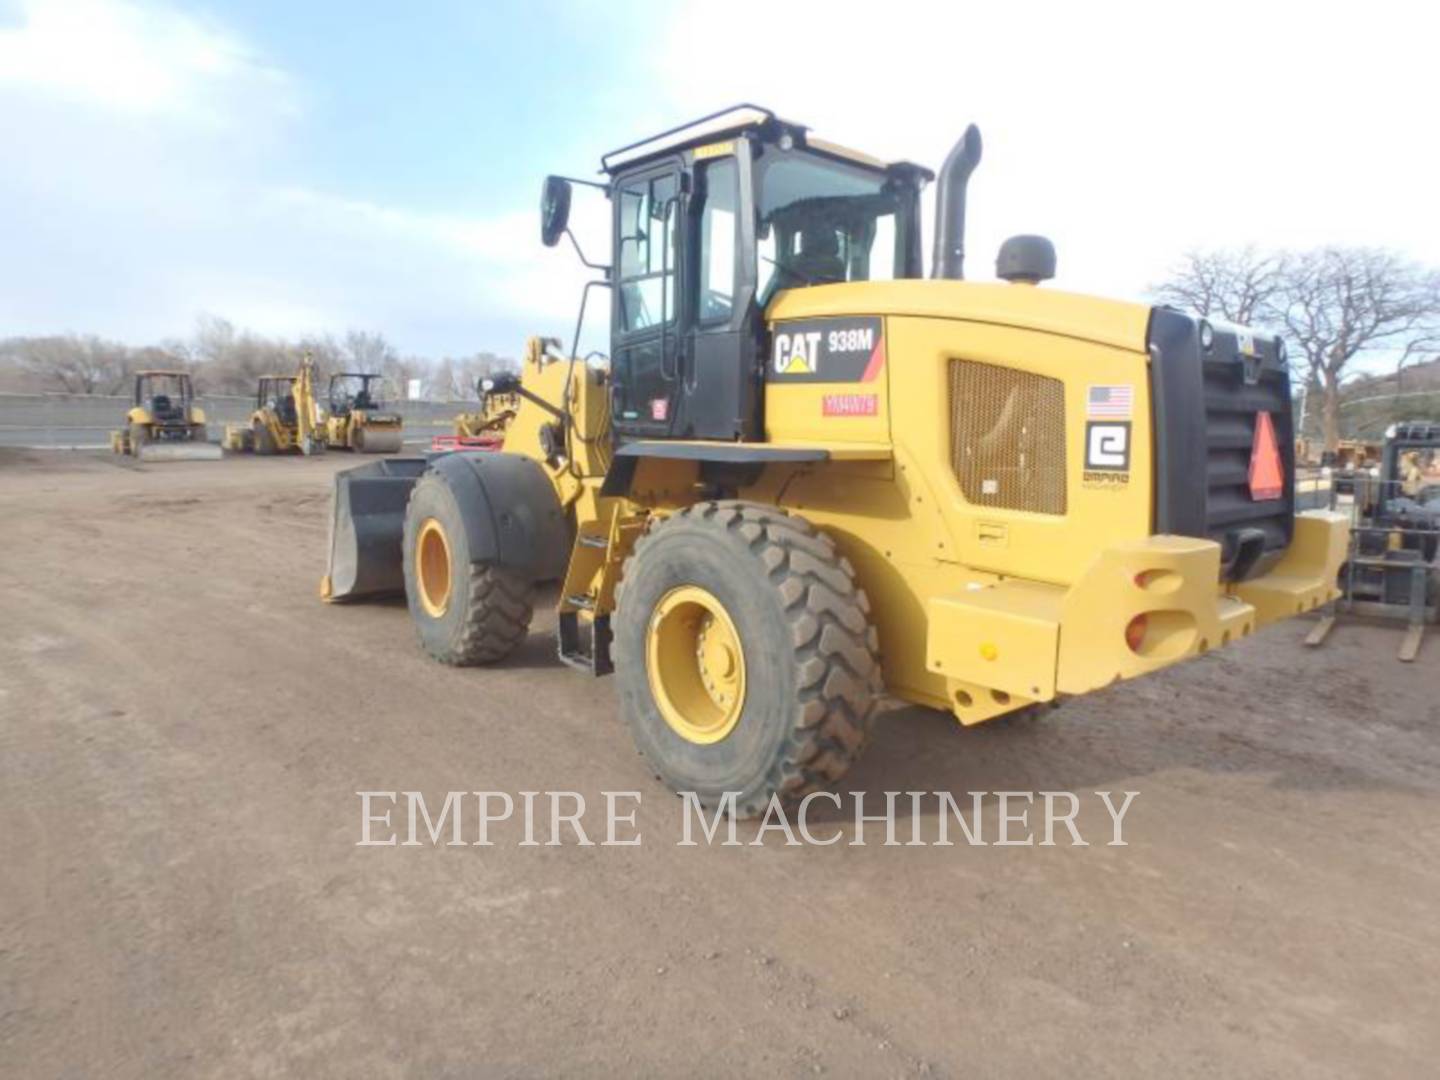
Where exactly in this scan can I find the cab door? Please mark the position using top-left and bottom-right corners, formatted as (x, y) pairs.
(611, 167), (682, 437)
(678, 151), (759, 441)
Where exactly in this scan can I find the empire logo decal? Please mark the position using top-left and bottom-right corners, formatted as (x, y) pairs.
(1083, 421), (1131, 488)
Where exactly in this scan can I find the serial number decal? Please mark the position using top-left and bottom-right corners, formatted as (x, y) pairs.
(769, 317), (884, 384)
(821, 393), (878, 417)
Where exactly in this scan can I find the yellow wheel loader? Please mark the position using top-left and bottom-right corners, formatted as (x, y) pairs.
(432, 377), (518, 452)
(324, 106), (1349, 814)
(111, 370), (221, 461)
(225, 355), (327, 456)
(324, 373), (405, 453)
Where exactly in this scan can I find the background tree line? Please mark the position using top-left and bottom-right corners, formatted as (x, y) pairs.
(1151, 246), (1440, 451)
(0, 314), (517, 402)
(5, 246), (1438, 446)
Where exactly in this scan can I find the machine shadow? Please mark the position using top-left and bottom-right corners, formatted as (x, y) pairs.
(806, 677), (1424, 826)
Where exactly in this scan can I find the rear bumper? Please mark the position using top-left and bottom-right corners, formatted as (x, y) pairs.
(925, 511), (1350, 724)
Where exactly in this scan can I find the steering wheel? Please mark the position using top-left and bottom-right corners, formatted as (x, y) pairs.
(761, 255), (818, 286)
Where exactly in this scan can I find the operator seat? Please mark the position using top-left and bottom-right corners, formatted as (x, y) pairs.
(786, 228), (848, 286)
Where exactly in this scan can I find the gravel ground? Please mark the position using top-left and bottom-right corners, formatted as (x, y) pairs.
(1, 448), (1437, 1078)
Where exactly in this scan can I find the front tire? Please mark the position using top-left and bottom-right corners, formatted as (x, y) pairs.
(614, 501), (881, 816)
(253, 420), (276, 456)
(402, 471), (534, 665)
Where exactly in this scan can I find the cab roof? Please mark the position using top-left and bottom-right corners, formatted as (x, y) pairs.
(599, 103), (934, 181)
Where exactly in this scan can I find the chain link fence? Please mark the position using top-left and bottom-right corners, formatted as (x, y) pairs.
(0, 392), (466, 449)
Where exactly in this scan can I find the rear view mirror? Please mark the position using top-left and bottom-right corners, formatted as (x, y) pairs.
(540, 175), (572, 247)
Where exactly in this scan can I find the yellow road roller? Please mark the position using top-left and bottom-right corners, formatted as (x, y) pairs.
(111, 370), (221, 462)
(324, 373), (404, 453)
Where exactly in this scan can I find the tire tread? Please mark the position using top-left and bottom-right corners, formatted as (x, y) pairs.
(617, 500), (882, 815)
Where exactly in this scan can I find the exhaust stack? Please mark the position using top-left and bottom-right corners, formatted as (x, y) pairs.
(930, 124), (983, 280)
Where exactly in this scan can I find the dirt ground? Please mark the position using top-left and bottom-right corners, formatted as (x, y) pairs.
(1, 448), (1438, 1079)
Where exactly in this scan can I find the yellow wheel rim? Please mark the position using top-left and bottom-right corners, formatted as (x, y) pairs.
(415, 517), (452, 618)
(646, 585), (747, 745)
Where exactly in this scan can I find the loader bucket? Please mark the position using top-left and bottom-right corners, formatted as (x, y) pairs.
(321, 457), (429, 602)
(136, 440), (223, 462)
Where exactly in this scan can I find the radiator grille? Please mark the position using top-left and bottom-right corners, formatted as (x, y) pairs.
(948, 360), (1067, 515)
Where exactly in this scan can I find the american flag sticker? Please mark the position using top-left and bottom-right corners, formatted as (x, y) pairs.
(1087, 385), (1134, 419)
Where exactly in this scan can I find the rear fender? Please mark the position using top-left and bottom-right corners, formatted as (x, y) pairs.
(323, 451), (567, 602)
(428, 451), (569, 580)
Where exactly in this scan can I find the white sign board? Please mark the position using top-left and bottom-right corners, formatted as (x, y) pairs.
(407, 378), (423, 401)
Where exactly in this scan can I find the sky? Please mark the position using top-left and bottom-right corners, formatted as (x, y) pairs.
(1, 0), (1436, 359)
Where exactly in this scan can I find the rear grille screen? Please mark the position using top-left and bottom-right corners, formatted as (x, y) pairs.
(948, 359), (1067, 515)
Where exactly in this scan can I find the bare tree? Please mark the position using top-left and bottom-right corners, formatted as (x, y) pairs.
(340, 330), (397, 372)
(8, 334), (133, 394)
(1151, 247), (1289, 325)
(0, 317), (519, 404)
(1277, 248), (1440, 450)
(1153, 247), (1440, 450)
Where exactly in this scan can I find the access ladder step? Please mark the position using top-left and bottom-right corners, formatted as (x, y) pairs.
(557, 611), (613, 676)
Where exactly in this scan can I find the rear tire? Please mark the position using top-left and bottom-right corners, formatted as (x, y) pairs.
(129, 423), (149, 457)
(614, 501), (881, 816)
(402, 471), (534, 665)
(191, 424), (208, 444)
(253, 420), (276, 456)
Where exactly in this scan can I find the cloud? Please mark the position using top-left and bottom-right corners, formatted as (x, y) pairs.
(0, 0), (605, 355)
(3, 0), (1435, 362)
(650, 0), (1440, 303)
(250, 184), (607, 332)
(0, 0), (293, 124)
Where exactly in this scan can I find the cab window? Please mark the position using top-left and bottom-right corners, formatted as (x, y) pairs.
(616, 173), (678, 333)
(697, 157), (738, 324)
(755, 150), (910, 303)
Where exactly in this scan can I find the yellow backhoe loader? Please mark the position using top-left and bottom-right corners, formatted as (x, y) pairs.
(324, 373), (404, 453)
(111, 370), (221, 461)
(324, 106), (1349, 814)
(224, 355), (326, 455)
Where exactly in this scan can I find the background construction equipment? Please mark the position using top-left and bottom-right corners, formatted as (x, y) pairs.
(324, 373), (404, 453)
(224, 355), (327, 455)
(110, 370), (221, 462)
(1310, 421), (1440, 659)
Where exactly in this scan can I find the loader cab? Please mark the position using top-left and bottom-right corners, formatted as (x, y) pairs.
(545, 105), (928, 442)
(258, 376), (298, 425)
(135, 371), (194, 423)
(329, 373), (384, 417)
